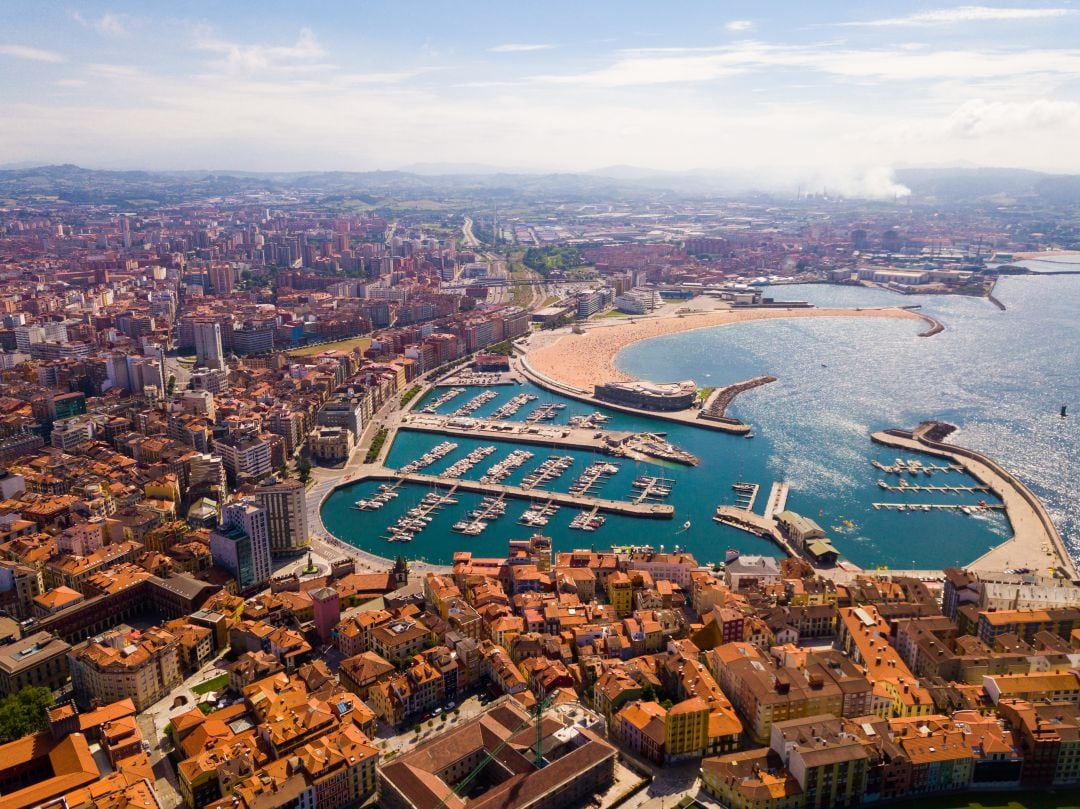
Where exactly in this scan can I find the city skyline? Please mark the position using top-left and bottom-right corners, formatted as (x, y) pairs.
(2, 1), (1080, 197)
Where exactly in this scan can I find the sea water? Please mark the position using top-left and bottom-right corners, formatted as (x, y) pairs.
(321, 276), (1079, 570)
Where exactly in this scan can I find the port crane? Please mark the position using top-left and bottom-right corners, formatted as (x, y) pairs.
(432, 689), (559, 809)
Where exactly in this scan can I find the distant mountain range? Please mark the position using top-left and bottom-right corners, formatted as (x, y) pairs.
(1, 163), (1079, 207)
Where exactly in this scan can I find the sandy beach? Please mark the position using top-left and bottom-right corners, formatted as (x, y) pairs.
(526, 306), (924, 391)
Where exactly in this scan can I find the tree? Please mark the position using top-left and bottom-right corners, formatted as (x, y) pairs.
(641, 683), (658, 703)
(660, 698), (674, 712)
(166, 374), (176, 396)
(297, 459), (312, 485)
(278, 463), (290, 480)
(0, 686), (54, 743)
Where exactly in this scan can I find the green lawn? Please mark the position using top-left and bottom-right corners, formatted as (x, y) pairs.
(594, 309), (629, 319)
(191, 673), (229, 696)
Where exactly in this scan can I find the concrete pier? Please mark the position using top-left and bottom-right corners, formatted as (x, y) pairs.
(871, 426), (1077, 578)
(399, 415), (632, 452)
(349, 467), (676, 519)
(713, 505), (798, 557)
(762, 482), (790, 521)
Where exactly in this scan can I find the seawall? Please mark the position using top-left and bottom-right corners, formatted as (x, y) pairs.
(871, 425), (1076, 578)
(518, 357), (754, 435)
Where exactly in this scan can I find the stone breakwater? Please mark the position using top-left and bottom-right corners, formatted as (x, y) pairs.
(700, 376), (778, 424)
(871, 422), (1077, 579)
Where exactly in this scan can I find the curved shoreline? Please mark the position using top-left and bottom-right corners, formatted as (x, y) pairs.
(525, 305), (926, 393)
(517, 356), (753, 434)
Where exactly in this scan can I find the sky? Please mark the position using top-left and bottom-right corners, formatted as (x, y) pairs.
(2, 1), (1080, 194)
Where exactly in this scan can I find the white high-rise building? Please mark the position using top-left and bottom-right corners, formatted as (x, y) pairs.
(253, 479), (310, 556)
(212, 432), (273, 484)
(193, 321), (225, 371)
(14, 325), (45, 352)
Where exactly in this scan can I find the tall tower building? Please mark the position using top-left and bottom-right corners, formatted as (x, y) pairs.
(211, 498), (271, 589)
(254, 479), (310, 556)
(209, 264), (234, 295)
(193, 321), (225, 371)
(310, 587), (341, 643)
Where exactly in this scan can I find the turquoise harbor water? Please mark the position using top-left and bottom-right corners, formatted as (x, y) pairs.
(322, 276), (1080, 569)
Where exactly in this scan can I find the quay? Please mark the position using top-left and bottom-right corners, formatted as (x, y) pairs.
(762, 481), (790, 521)
(713, 505), (799, 558)
(399, 415), (633, 452)
(435, 367), (526, 387)
(517, 356), (754, 435)
(872, 423), (1078, 578)
(348, 467), (675, 519)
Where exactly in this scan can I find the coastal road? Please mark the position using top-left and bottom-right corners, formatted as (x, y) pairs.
(302, 380), (451, 576)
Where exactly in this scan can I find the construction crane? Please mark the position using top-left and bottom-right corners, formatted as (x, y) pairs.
(432, 689), (558, 809)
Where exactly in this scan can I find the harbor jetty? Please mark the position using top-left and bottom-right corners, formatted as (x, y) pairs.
(762, 481), (790, 521)
(399, 414), (699, 466)
(871, 422), (1077, 578)
(899, 306), (946, 337)
(713, 505), (799, 558)
(518, 356), (755, 435)
(345, 467), (676, 519)
(699, 376), (777, 425)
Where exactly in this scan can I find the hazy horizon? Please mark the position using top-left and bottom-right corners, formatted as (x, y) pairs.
(3, 2), (1080, 199)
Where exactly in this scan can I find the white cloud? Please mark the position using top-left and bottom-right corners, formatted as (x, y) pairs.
(193, 27), (329, 73)
(841, 5), (1075, 27)
(71, 11), (131, 36)
(0, 44), (64, 63)
(531, 41), (1080, 87)
(534, 52), (746, 86)
(947, 98), (1080, 137)
(339, 69), (435, 85)
(489, 43), (555, 53)
(725, 20), (754, 32)
(7, 18), (1080, 181)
